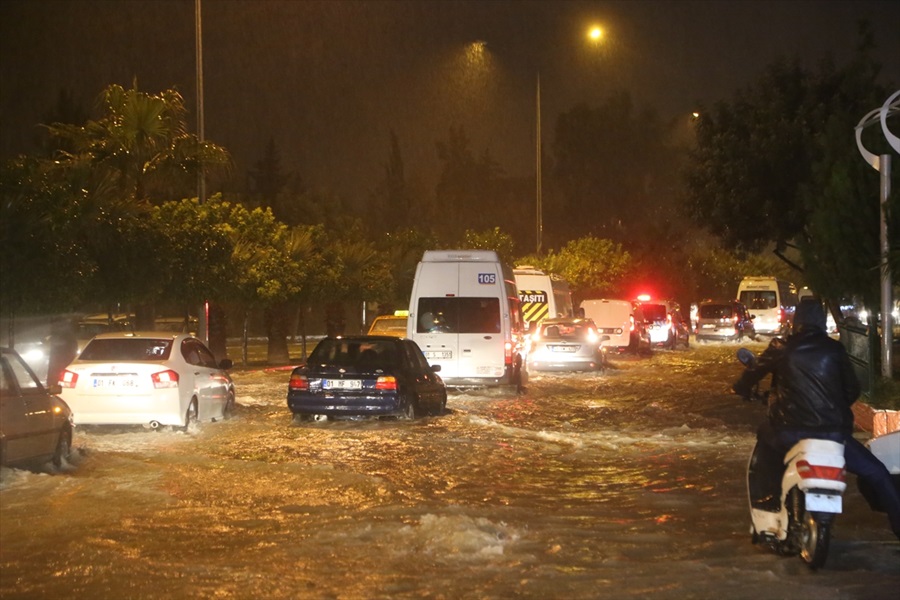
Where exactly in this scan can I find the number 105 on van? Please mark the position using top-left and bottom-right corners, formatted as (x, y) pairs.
(478, 273), (496, 284)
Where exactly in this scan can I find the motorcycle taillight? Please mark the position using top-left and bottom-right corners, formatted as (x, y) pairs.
(796, 460), (845, 481)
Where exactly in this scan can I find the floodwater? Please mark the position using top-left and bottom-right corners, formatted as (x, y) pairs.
(1, 343), (898, 599)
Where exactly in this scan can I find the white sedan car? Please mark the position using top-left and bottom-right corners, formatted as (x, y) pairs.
(59, 332), (235, 429)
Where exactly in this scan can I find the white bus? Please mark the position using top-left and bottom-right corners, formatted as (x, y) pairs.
(407, 250), (526, 388)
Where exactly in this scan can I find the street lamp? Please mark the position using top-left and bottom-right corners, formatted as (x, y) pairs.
(195, 0), (209, 345)
(536, 71), (542, 255)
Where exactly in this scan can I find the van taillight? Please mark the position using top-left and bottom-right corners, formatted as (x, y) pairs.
(505, 341), (513, 365)
(778, 308), (785, 322)
(59, 370), (78, 388)
(629, 315), (635, 332)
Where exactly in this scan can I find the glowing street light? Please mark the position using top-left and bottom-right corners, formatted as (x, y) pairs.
(588, 26), (603, 42)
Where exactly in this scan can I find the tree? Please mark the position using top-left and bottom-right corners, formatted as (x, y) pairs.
(316, 223), (394, 337)
(44, 82), (231, 205)
(460, 227), (517, 266)
(685, 59), (813, 257)
(552, 92), (677, 245)
(536, 236), (631, 305)
(371, 130), (413, 233)
(375, 227), (440, 311)
(684, 28), (896, 311)
(0, 157), (91, 318)
(248, 137), (289, 206)
(435, 125), (504, 240)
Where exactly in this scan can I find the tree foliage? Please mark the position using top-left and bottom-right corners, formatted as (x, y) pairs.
(435, 125), (505, 241)
(44, 83), (231, 204)
(0, 157), (91, 315)
(536, 236), (631, 305)
(684, 28), (897, 308)
(460, 227), (517, 265)
(552, 92), (678, 244)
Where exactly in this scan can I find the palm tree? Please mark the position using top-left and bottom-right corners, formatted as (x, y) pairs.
(45, 82), (231, 205)
(41, 83), (232, 325)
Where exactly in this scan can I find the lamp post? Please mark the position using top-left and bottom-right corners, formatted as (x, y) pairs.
(535, 25), (604, 255)
(855, 90), (899, 378)
(536, 71), (542, 255)
(195, 0), (208, 345)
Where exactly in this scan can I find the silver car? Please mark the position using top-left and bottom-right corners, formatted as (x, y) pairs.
(527, 318), (606, 372)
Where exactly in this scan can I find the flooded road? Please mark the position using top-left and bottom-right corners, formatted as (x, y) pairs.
(2, 343), (898, 599)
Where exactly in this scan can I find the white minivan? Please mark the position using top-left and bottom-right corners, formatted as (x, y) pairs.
(580, 298), (636, 353)
(736, 277), (798, 336)
(407, 250), (526, 388)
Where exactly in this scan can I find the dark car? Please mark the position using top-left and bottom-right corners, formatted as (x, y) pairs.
(670, 306), (691, 348)
(1, 347), (74, 470)
(287, 336), (447, 421)
(527, 317), (606, 372)
(695, 300), (756, 342)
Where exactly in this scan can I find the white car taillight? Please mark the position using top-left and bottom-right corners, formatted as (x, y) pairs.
(151, 369), (180, 389)
(59, 369), (78, 388)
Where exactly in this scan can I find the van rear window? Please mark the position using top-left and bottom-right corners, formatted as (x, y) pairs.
(642, 304), (667, 321)
(416, 298), (501, 334)
(739, 291), (777, 310)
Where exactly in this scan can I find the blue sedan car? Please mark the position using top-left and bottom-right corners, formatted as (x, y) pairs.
(287, 336), (446, 421)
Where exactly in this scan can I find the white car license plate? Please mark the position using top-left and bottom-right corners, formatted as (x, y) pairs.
(323, 379), (362, 390)
(92, 377), (139, 389)
(424, 351), (452, 359)
(550, 345), (577, 352)
(805, 492), (842, 513)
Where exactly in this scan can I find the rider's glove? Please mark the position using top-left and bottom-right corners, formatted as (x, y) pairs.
(732, 380), (753, 400)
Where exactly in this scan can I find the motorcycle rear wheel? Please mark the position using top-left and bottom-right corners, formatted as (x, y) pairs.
(798, 509), (831, 570)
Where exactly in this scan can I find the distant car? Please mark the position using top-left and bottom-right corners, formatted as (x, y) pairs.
(287, 336), (446, 420)
(527, 317), (606, 372)
(580, 298), (635, 353)
(1, 347), (74, 470)
(366, 314), (408, 338)
(59, 332), (235, 429)
(154, 316), (199, 335)
(638, 300), (690, 349)
(670, 306), (691, 348)
(695, 301), (756, 342)
(639, 301), (674, 348)
(76, 313), (135, 353)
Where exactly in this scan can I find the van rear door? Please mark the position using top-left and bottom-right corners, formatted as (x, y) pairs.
(456, 261), (506, 380)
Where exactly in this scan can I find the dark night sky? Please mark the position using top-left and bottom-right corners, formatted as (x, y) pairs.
(2, 0), (899, 201)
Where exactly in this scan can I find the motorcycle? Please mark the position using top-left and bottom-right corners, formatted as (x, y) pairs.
(735, 347), (847, 570)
